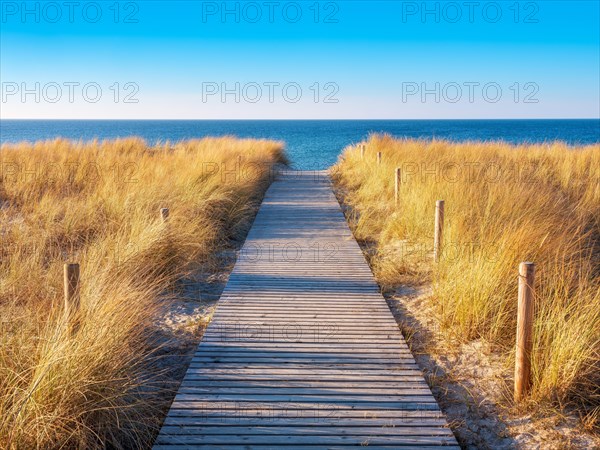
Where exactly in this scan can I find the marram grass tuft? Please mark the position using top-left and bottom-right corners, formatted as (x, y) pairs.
(333, 135), (600, 418)
(0, 137), (287, 449)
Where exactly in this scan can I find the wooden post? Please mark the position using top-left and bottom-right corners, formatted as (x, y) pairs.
(433, 200), (444, 262)
(515, 261), (535, 402)
(64, 263), (80, 317)
(360, 144), (365, 159)
(160, 207), (169, 222)
(377, 152), (382, 165)
(394, 168), (401, 206)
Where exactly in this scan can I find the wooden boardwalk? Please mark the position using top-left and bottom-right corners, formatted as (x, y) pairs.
(154, 171), (458, 449)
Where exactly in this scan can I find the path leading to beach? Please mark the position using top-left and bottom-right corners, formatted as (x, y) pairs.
(154, 171), (458, 448)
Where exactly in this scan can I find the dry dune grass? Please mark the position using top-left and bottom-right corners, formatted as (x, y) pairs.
(0, 137), (287, 448)
(332, 135), (600, 419)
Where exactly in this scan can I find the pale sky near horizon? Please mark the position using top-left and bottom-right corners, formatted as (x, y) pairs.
(1, 1), (599, 119)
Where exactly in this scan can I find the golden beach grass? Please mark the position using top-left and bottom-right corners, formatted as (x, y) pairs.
(0, 137), (287, 448)
(332, 135), (600, 416)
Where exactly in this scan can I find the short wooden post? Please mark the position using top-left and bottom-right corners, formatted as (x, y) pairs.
(515, 261), (535, 402)
(376, 152), (382, 165)
(360, 144), (365, 159)
(394, 167), (401, 206)
(64, 263), (80, 317)
(160, 207), (169, 222)
(433, 200), (444, 262)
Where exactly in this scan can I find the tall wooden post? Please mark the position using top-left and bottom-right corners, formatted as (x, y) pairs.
(64, 263), (80, 317)
(160, 208), (170, 223)
(515, 261), (535, 402)
(376, 152), (382, 165)
(360, 144), (365, 159)
(433, 200), (444, 262)
(394, 168), (401, 206)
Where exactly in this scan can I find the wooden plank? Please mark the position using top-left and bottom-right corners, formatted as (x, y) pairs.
(184, 374), (428, 382)
(196, 343), (410, 350)
(155, 446), (461, 450)
(162, 415), (447, 426)
(158, 425), (454, 436)
(188, 370), (423, 380)
(155, 434), (458, 445)
(187, 361), (421, 368)
(153, 171), (456, 448)
(165, 408), (447, 418)
(178, 382), (431, 390)
(193, 348), (414, 355)
(171, 398), (439, 407)
(176, 387), (435, 396)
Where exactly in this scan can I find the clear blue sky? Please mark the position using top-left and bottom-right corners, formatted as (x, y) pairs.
(1, 1), (599, 119)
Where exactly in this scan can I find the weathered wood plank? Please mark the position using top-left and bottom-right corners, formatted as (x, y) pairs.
(196, 344), (411, 351)
(183, 373), (425, 380)
(177, 384), (432, 393)
(155, 434), (458, 445)
(175, 387), (435, 396)
(165, 408), (447, 418)
(158, 425), (455, 436)
(162, 418), (449, 428)
(154, 446), (461, 450)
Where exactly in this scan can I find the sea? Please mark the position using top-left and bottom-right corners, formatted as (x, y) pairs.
(1, 119), (598, 170)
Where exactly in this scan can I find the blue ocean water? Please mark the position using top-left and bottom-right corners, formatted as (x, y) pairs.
(1, 119), (598, 170)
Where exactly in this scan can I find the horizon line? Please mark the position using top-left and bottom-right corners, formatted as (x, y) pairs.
(2, 118), (599, 121)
